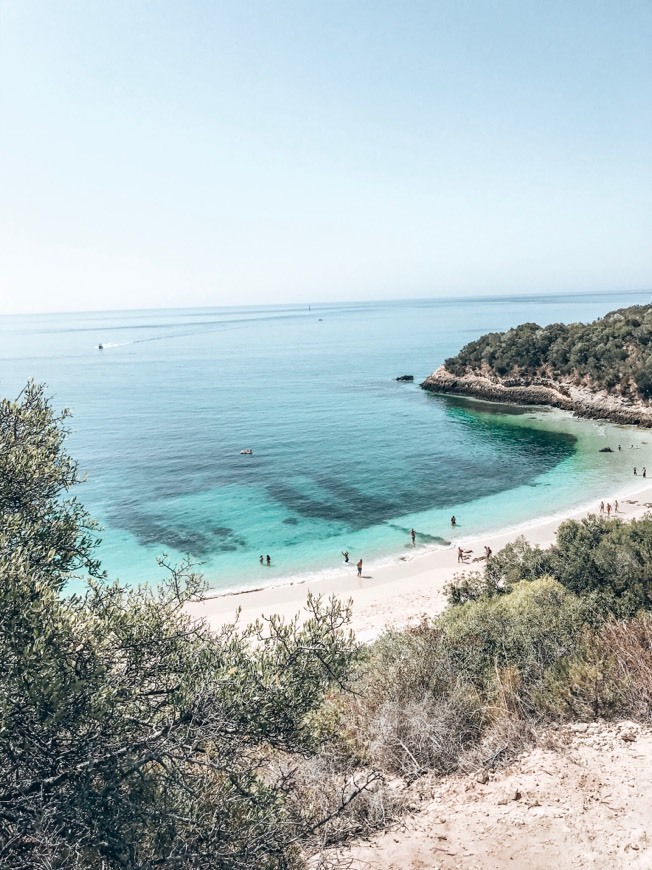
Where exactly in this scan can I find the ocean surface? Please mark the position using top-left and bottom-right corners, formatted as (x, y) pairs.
(2, 290), (651, 592)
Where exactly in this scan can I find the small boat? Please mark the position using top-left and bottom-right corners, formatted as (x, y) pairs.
(98, 344), (104, 350)
(240, 448), (253, 455)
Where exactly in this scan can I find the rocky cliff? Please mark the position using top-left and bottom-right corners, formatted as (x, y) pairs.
(421, 365), (652, 427)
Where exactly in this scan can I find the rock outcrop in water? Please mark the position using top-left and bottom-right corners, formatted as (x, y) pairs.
(421, 366), (652, 426)
(421, 303), (652, 427)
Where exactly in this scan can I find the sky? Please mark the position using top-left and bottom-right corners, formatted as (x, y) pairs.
(1, 1), (651, 315)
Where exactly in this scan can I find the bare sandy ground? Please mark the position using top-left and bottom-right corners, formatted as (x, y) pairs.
(187, 479), (652, 638)
(327, 721), (652, 870)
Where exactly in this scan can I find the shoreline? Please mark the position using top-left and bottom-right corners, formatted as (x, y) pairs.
(187, 476), (652, 641)
(420, 367), (652, 427)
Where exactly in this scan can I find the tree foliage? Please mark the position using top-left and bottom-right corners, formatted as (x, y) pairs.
(447, 515), (652, 616)
(443, 304), (652, 399)
(0, 384), (363, 869)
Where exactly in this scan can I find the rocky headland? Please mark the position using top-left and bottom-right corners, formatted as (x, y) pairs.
(421, 303), (652, 426)
(421, 365), (652, 427)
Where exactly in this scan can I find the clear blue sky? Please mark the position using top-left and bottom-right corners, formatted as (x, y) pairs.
(1, 0), (650, 314)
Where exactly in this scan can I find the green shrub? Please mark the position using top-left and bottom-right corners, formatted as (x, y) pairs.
(534, 613), (652, 721)
(550, 515), (652, 611)
(438, 577), (588, 694)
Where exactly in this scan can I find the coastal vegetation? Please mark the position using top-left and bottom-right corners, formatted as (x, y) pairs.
(442, 303), (652, 398)
(2, 383), (652, 868)
(0, 384), (375, 869)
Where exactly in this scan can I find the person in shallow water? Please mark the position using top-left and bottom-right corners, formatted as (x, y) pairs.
(410, 528), (416, 544)
(357, 559), (363, 576)
(259, 555), (264, 564)
(450, 515), (456, 526)
(342, 550), (349, 562)
(266, 555), (271, 566)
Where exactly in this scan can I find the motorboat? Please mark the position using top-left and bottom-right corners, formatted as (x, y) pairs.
(240, 448), (253, 455)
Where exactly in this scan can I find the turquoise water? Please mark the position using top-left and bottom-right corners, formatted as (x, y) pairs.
(1, 291), (651, 590)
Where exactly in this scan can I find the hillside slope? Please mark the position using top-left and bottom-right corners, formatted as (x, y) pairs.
(325, 721), (652, 870)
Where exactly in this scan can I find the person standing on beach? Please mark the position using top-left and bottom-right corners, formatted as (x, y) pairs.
(606, 503), (611, 517)
(410, 528), (416, 544)
(644, 467), (647, 478)
(614, 499), (619, 513)
(457, 546), (464, 563)
(634, 467), (637, 475)
(357, 559), (363, 577)
(599, 501), (604, 514)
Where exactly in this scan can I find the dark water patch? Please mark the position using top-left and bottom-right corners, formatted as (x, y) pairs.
(415, 532), (451, 545)
(266, 483), (354, 524)
(265, 409), (577, 531)
(316, 475), (402, 521)
(107, 509), (247, 558)
(434, 394), (541, 417)
(144, 526), (215, 557)
(267, 480), (399, 530)
(386, 524), (450, 546)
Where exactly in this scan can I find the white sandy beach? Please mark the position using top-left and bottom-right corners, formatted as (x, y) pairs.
(187, 478), (652, 641)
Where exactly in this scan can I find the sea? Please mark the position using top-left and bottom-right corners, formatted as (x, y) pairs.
(2, 290), (651, 592)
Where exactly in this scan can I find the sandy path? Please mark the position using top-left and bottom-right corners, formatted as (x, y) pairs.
(330, 721), (652, 869)
(187, 479), (652, 637)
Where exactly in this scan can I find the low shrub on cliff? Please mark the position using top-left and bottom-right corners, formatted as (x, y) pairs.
(340, 578), (596, 781)
(342, 569), (652, 786)
(534, 613), (652, 721)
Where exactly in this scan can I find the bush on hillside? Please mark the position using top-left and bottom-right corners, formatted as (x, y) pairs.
(449, 516), (652, 615)
(534, 613), (652, 721)
(344, 579), (593, 780)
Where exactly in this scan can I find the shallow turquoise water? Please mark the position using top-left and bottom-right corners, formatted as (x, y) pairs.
(1, 291), (651, 590)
